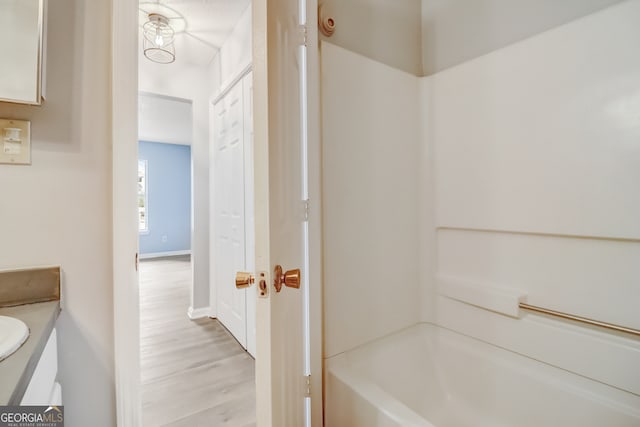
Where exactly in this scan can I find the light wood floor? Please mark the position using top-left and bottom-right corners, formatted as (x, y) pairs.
(140, 256), (256, 427)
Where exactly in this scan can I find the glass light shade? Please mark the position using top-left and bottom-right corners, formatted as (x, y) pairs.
(143, 13), (175, 64)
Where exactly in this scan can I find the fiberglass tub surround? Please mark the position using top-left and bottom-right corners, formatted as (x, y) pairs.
(322, 1), (640, 426)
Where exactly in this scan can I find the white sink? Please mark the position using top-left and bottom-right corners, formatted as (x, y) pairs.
(0, 316), (29, 361)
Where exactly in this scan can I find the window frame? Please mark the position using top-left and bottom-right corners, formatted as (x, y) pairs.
(138, 159), (149, 234)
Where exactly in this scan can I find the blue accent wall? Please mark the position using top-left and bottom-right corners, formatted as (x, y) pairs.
(139, 141), (191, 255)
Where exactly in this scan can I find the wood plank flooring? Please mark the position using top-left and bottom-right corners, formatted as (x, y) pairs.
(140, 256), (256, 427)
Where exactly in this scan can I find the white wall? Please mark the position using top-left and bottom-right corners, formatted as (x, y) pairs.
(321, 42), (421, 358)
(209, 54), (222, 101)
(420, 0), (623, 74)
(426, 0), (640, 395)
(138, 93), (192, 146)
(0, 0), (115, 424)
(139, 59), (211, 310)
(217, 3), (252, 91)
(316, 0), (623, 76)
(319, 0), (422, 75)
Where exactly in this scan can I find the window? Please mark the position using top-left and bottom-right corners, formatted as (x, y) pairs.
(138, 160), (148, 232)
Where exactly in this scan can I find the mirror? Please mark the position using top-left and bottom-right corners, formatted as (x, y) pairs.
(0, 0), (45, 105)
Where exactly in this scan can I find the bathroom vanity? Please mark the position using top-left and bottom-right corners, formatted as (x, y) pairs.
(0, 267), (61, 405)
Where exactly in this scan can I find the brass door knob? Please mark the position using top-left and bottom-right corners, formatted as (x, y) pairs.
(273, 265), (301, 292)
(236, 272), (255, 289)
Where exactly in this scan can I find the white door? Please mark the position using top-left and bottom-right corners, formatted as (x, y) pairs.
(214, 82), (248, 348)
(213, 73), (257, 356)
(252, 0), (322, 426)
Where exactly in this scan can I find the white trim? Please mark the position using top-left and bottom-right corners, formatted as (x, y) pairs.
(187, 306), (213, 320)
(139, 91), (192, 105)
(305, 2), (324, 425)
(212, 63), (253, 105)
(112, 0), (142, 423)
(208, 100), (217, 320)
(139, 138), (191, 147)
(437, 275), (527, 318)
(139, 250), (192, 260)
(252, 2), (272, 425)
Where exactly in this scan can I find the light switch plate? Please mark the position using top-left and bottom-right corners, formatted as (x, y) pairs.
(0, 119), (31, 165)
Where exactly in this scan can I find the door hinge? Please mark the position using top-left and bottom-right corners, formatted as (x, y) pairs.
(297, 24), (308, 46)
(304, 375), (311, 398)
(303, 199), (310, 222)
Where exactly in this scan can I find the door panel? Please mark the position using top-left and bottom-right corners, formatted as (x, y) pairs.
(254, 0), (310, 425)
(268, 5), (306, 426)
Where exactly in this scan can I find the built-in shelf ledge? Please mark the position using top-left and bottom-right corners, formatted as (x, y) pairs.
(437, 275), (527, 318)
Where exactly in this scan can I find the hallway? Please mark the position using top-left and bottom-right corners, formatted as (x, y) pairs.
(140, 256), (256, 427)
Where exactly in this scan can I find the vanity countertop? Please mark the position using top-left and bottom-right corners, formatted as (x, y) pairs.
(0, 301), (60, 405)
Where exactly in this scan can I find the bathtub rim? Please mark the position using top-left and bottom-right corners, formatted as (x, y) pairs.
(327, 353), (435, 427)
(325, 322), (640, 426)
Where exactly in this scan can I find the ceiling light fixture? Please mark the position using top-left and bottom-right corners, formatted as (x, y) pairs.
(143, 13), (175, 64)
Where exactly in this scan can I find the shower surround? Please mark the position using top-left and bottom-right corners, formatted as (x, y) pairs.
(321, 1), (640, 424)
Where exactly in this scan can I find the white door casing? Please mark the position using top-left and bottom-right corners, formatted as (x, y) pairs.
(253, 0), (322, 426)
(112, 0), (142, 424)
(244, 72), (257, 357)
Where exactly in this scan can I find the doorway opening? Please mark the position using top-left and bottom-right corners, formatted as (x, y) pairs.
(115, 0), (324, 424)
(138, 93), (192, 261)
(135, 0), (256, 425)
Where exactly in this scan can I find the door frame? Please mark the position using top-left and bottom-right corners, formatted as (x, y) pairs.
(112, 0), (323, 425)
(112, 0), (142, 424)
(305, 2), (324, 423)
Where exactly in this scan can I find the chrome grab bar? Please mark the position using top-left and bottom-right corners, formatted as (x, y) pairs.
(519, 303), (640, 337)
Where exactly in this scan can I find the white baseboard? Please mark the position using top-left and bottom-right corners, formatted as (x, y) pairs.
(188, 306), (213, 320)
(139, 250), (191, 260)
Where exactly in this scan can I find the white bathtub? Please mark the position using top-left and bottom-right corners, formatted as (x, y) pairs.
(326, 324), (640, 427)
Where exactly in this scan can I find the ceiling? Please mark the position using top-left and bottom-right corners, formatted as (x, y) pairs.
(138, 0), (251, 67)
